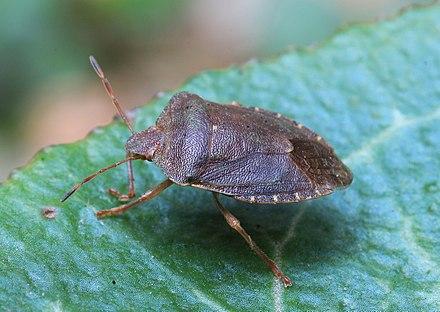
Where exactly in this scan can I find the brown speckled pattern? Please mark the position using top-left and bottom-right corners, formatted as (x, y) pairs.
(126, 91), (353, 204)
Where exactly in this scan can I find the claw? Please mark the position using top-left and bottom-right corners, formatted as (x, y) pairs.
(108, 188), (134, 202)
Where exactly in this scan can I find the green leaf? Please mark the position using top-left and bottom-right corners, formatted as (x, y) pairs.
(1, 5), (439, 311)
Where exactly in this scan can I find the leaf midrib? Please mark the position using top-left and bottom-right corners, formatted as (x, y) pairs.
(272, 105), (440, 312)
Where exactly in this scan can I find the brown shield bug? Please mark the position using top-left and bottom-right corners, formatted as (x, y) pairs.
(62, 56), (353, 287)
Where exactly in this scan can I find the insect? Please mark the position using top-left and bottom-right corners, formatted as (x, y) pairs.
(62, 56), (353, 287)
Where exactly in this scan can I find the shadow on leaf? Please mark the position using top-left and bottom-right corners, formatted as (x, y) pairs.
(115, 186), (357, 283)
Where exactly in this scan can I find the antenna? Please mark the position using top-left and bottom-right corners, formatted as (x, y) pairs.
(89, 55), (134, 133)
(61, 155), (141, 202)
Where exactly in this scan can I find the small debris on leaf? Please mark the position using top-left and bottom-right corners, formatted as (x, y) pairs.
(42, 207), (57, 219)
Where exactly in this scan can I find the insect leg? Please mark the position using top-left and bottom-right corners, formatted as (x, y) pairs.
(212, 192), (293, 287)
(108, 153), (136, 201)
(96, 179), (173, 218)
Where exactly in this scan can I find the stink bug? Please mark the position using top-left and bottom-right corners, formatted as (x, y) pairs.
(62, 56), (353, 287)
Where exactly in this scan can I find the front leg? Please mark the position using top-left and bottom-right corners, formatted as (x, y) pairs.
(108, 153), (136, 202)
(97, 179), (173, 218)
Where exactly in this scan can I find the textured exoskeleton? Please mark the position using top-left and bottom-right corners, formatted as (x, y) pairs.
(126, 91), (352, 203)
(64, 57), (353, 287)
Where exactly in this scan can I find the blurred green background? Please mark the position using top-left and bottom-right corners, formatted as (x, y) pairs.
(0, 0), (429, 180)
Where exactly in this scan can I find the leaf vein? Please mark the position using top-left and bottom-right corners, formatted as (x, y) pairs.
(272, 105), (440, 311)
(344, 106), (440, 166)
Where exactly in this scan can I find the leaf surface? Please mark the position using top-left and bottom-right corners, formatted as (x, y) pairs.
(1, 6), (440, 311)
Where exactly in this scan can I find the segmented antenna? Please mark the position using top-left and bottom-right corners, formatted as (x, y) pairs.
(89, 55), (134, 133)
(61, 155), (141, 202)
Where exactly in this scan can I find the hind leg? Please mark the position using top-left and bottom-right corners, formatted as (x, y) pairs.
(212, 192), (292, 287)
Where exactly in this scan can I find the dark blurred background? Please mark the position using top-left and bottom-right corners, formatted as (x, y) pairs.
(0, 0), (428, 180)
